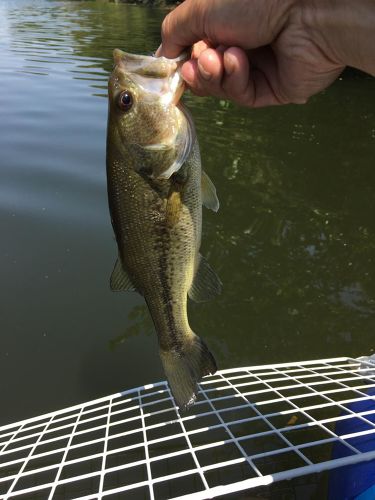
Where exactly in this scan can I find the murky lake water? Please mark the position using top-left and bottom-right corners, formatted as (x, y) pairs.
(1, 0), (374, 429)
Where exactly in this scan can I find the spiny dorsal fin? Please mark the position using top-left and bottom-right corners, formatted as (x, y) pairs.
(110, 258), (136, 292)
(201, 170), (219, 212)
(188, 254), (222, 303)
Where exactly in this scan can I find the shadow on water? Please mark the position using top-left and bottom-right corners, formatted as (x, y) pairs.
(0, 0), (374, 431)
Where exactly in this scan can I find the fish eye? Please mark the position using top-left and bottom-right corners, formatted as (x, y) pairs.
(118, 90), (133, 112)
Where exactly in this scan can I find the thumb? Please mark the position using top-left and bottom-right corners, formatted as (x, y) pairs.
(158, 0), (295, 59)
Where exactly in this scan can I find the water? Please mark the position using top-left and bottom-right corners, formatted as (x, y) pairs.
(0, 0), (374, 428)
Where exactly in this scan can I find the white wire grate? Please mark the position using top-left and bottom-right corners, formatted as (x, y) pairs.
(1, 357), (375, 499)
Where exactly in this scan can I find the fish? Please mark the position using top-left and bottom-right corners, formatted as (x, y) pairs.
(106, 49), (222, 411)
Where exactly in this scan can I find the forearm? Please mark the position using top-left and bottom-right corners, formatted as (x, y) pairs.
(302, 0), (375, 76)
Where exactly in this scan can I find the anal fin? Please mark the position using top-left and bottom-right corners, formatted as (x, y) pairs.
(110, 258), (136, 292)
(188, 254), (222, 303)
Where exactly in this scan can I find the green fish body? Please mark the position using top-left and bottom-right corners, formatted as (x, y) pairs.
(106, 50), (221, 410)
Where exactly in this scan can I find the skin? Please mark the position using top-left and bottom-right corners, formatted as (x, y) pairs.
(156, 0), (375, 108)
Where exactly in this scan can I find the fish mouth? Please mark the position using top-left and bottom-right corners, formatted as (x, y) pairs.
(113, 49), (189, 76)
(113, 48), (187, 106)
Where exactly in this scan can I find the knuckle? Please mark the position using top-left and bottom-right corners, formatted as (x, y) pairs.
(161, 14), (171, 40)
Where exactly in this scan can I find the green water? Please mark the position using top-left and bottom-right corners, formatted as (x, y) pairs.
(0, 0), (374, 427)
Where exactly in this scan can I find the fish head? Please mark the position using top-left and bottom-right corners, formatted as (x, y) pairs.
(108, 49), (194, 179)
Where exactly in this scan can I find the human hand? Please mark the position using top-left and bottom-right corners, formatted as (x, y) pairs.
(156, 0), (373, 107)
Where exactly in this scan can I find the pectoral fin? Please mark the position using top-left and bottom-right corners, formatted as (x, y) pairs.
(166, 181), (184, 227)
(201, 171), (219, 212)
(110, 258), (136, 292)
(188, 254), (222, 302)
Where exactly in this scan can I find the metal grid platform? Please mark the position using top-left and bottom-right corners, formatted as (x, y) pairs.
(1, 357), (375, 499)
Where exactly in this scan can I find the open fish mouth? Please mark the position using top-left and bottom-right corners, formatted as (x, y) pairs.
(113, 49), (188, 106)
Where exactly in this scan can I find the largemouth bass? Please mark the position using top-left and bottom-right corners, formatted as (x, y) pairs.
(106, 49), (221, 411)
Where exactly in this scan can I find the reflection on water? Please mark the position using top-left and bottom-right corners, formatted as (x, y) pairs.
(0, 0), (375, 428)
(108, 305), (154, 351)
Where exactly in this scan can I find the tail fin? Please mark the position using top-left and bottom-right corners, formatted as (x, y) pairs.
(160, 333), (217, 412)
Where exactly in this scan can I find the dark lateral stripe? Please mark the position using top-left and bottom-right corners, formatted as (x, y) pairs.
(156, 241), (184, 354)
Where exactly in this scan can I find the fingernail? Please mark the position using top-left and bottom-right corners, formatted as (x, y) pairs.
(224, 52), (235, 76)
(182, 73), (193, 85)
(197, 59), (211, 81)
(181, 62), (194, 85)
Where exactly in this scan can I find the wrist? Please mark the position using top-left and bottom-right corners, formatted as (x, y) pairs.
(301, 0), (375, 76)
